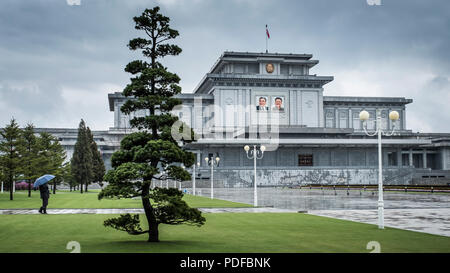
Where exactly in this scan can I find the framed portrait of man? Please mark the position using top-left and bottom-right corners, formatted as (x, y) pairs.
(271, 96), (285, 112)
(256, 96), (269, 111)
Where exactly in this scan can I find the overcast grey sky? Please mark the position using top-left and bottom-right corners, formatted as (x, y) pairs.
(0, 0), (449, 132)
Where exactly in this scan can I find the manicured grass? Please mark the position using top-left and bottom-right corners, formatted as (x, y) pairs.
(0, 213), (449, 253)
(0, 190), (252, 209)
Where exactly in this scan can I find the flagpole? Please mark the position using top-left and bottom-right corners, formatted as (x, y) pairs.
(265, 24), (268, 53)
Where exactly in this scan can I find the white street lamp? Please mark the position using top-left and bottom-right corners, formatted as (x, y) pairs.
(360, 109), (398, 229)
(244, 145), (265, 207)
(205, 156), (220, 199)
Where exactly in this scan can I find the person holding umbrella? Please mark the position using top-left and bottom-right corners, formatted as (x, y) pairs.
(34, 174), (55, 214)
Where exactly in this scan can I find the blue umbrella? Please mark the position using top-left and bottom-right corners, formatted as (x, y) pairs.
(34, 174), (55, 188)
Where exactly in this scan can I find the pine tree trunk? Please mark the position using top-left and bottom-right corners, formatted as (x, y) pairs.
(9, 178), (13, 201)
(142, 182), (159, 242)
(80, 181), (83, 194)
(28, 180), (31, 197)
(53, 181), (56, 194)
(148, 222), (159, 242)
(85, 183), (88, 192)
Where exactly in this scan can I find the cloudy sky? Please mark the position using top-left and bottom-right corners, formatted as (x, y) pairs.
(0, 0), (449, 132)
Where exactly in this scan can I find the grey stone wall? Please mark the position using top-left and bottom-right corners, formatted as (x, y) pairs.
(199, 147), (399, 168)
(193, 167), (416, 187)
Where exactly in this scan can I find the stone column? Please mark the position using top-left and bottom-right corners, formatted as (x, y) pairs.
(423, 149), (427, 169)
(348, 108), (352, 129)
(335, 108), (339, 128)
(383, 150), (389, 166)
(397, 148), (402, 166)
(409, 148), (413, 167)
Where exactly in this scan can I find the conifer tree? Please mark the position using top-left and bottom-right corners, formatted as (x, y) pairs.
(99, 6), (204, 242)
(71, 119), (93, 193)
(0, 118), (24, 200)
(87, 127), (105, 186)
(21, 123), (39, 197)
(35, 132), (66, 194)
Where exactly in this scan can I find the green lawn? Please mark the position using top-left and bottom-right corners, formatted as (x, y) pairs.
(0, 213), (449, 253)
(0, 190), (252, 209)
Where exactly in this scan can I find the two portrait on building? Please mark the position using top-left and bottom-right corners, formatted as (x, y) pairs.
(256, 96), (285, 112)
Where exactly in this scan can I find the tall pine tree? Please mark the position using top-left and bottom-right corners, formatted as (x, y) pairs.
(35, 132), (66, 194)
(87, 127), (105, 186)
(21, 123), (39, 197)
(0, 118), (24, 200)
(61, 162), (77, 191)
(99, 7), (204, 242)
(71, 119), (93, 194)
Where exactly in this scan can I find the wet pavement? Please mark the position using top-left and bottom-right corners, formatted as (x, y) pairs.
(308, 209), (450, 237)
(0, 207), (297, 215)
(193, 187), (450, 237)
(193, 187), (450, 210)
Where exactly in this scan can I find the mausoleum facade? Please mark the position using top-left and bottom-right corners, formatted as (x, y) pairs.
(38, 52), (450, 186)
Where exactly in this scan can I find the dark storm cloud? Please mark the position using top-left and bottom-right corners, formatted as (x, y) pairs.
(0, 0), (449, 132)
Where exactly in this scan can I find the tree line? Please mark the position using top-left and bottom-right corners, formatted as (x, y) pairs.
(0, 118), (105, 200)
(70, 119), (105, 193)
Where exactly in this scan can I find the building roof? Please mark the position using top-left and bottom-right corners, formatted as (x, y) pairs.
(324, 96), (413, 106)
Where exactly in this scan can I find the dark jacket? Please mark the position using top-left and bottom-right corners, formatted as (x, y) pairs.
(39, 184), (50, 200)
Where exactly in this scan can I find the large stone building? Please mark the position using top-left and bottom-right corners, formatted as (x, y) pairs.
(33, 51), (450, 186)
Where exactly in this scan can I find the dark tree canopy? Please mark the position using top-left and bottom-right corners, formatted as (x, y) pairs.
(71, 119), (93, 193)
(87, 127), (106, 186)
(35, 132), (66, 194)
(99, 6), (204, 242)
(0, 118), (24, 200)
(21, 123), (39, 197)
(0, 120), (67, 198)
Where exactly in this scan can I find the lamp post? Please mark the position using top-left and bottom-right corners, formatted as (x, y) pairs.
(244, 145), (266, 207)
(359, 109), (399, 229)
(205, 156), (220, 199)
(192, 162), (200, 196)
(178, 165), (185, 189)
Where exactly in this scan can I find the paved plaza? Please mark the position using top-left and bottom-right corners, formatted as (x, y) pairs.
(0, 207), (297, 215)
(193, 187), (450, 237)
(308, 208), (450, 237)
(193, 187), (450, 210)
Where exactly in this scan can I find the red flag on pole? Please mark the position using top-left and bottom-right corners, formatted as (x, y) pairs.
(266, 24), (270, 39)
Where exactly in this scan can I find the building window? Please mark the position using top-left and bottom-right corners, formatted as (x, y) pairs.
(234, 64), (245, 73)
(402, 154), (409, 166)
(298, 154), (313, 166)
(339, 110), (348, 128)
(325, 110), (334, 128)
(352, 111), (361, 130)
(280, 64), (289, 75)
(291, 65), (303, 75)
(248, 63), (258, 74)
